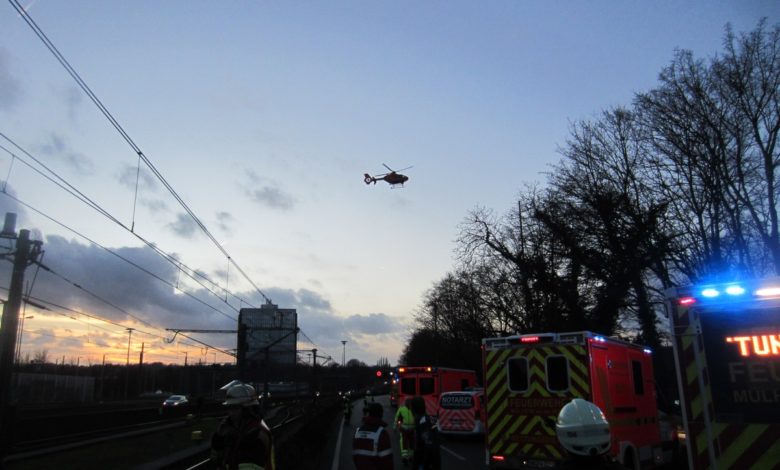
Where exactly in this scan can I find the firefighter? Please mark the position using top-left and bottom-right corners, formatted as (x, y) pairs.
(556, 398), (623, 469)
(394, 397), (415, 465)
(411, 396), (440, 470)
(343, 393), (353, 425)
(352, 402), (394, 470)
(210, 382), (275, 470)
(362, 390), (374, 417)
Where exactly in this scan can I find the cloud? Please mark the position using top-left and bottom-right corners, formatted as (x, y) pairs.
(216, 211), (234, 234)
(62, 85), (82, 121)
(141, 198), (168, 213)
(0, 49), (22, 110)
(243, 170), (296, 211)
(167, 213), (198, 238)
(36, 132), (94, 174)
(0, 235), (408, 364)
(0, 185), (29, 227)
(118, 164), (159, 193)
(246, 186), (296, 211)
(343, 313), (402, 335)
(117, 165), (167, 213)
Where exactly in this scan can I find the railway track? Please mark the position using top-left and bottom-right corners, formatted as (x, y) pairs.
(3, 397), (329, 468)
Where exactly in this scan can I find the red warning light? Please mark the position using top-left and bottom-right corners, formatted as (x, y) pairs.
(679, 297), (696, 305)
(376, 370), (382, 377)
(521, 336), (540, 343)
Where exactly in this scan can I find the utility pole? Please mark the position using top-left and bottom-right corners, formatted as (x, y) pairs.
(341, 340), (347, 366)
(124, 328), (135, 399)
(0, 216), (43, 460)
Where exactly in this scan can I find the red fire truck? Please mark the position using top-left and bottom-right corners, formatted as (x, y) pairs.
(483, 331), (672, 468)
(396, 366), (477, 416)
(665, 279), (780, 469)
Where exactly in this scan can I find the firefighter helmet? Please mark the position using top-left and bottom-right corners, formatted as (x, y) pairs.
(555, 398), (611, 457)
(222, 383), (259, 406)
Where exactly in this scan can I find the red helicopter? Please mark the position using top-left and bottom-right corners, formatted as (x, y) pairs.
(364, 164), (412, 187)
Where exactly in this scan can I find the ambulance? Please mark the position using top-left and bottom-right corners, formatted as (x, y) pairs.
(483, 331), (672, 469)
(396, 366), (477, 416)
(438, 389), (486, 435)
(665, 279), (780, 469)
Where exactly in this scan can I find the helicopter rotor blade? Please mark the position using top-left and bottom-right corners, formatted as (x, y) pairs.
(395, 166), (413, 172)
(382, 163), (393, 172)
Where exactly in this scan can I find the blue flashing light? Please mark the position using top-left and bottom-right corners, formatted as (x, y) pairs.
(643, 348), (652, 354)
(725, 285), (746, 296)
(701, 288), (720, 298)
(594, 336), (606, 343)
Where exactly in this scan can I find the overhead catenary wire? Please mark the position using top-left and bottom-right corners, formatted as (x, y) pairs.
(2, 286), (207, 350)
(0, 135), (258, 312)
(37, 263), (156, 329)
(0, 191), (239, 322)
(8, 0), (271, 305)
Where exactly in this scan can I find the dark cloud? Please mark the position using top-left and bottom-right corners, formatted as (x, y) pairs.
(36, 133), (94, 174)
(0, 49), (22, 110)
(0, 234), (405, 361)
(167, 213), (198, 238)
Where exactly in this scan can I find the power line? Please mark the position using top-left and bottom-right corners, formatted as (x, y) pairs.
(8, 0), (271, 304)
(0, 135), (258, 311)
(1, 286), (205, 350)
(0, 191), (239, 322)
(37, 264), (155, 328)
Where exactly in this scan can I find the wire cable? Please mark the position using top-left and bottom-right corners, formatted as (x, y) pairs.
(8, 0), (271, 304)
(0, 191), (238, 322)
(0, 135), (258, 311)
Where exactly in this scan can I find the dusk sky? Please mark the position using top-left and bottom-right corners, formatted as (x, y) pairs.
(1, 1), (777, 366)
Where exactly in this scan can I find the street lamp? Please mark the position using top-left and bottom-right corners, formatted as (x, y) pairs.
(341, 340), (347, 366)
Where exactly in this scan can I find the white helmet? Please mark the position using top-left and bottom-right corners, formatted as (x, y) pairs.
(223, 383), (259, 406)
(555, 398), (611, 457)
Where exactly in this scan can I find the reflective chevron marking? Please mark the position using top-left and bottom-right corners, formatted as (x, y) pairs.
(484, 342), (590, 463)
(672, 303), (780, 470)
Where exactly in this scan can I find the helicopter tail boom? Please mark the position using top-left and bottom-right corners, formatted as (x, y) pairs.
(363, 173), (377, 185)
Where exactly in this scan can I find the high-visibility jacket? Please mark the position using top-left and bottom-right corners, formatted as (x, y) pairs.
(352, 416), (394, 470)
(394, 405), (415, 430)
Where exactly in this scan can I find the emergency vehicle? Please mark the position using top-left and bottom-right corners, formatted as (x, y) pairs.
(438, 389), (485, 435)
(482, 331), (671, 469)
(666, 279), (780, 470)
(396, 366), (477, 416)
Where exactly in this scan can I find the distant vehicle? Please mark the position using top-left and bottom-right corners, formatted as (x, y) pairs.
(364, 163), (411, 187)
(162, 395), (189, 408)
(438, 390), (485, 436)
(396, 366), (478, 417)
